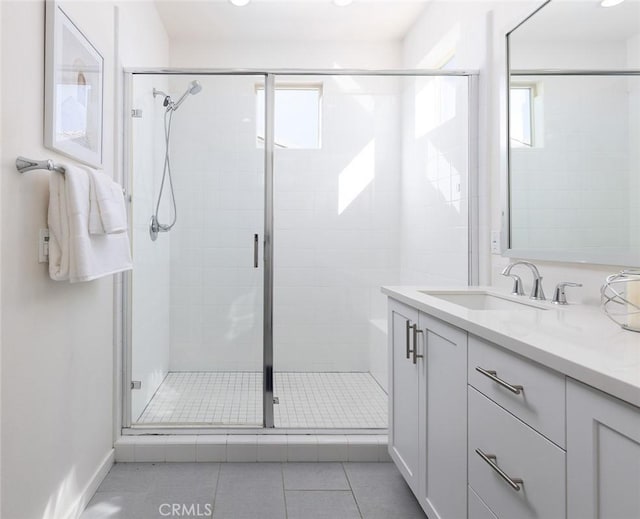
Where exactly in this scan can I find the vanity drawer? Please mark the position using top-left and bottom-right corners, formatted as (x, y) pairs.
(469, 486), (498, 519)
(468, 335), (566, 447)
(468, 387), (566, 519)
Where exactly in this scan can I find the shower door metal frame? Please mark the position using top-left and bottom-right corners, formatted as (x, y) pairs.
(120, 68), (479, 433)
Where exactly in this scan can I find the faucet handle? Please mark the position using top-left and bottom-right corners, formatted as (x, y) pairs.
(503, 273), (525, 296)
(551, 282), (582, 305)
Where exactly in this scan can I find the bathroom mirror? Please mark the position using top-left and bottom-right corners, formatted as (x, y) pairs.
(505, 0), (640, 266)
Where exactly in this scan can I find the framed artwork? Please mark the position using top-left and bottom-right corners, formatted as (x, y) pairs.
(44, 1), (104, 167)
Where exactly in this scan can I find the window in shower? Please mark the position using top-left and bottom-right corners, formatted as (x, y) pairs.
(256, 84), (322, 149)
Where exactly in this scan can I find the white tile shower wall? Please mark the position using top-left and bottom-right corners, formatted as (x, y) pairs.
(273, 76), (402, 374)
(399, 75), (470, 287)
(130, 74), (172, 420)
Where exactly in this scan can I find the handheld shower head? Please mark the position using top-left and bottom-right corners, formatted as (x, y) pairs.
(171, 80), (203, 111)
(189, 80), (202, 95)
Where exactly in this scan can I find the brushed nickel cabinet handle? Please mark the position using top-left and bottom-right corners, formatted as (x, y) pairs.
(475, 448), (524, 492)
(254, 234), (259, 268)
(475, 366), (523, 395)
(412, 326), (423, 364)
(406, 320), (412, 359)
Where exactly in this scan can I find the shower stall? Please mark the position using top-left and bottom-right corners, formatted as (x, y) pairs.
(122, 70), (477, 431)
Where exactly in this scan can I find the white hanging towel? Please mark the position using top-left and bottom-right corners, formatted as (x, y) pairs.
(87, 168), (128, 234)
(48, 164), (133, 283)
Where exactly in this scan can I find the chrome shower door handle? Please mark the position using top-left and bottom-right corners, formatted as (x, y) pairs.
(254, 234), (259, 268)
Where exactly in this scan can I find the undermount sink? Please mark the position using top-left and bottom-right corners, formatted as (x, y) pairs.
(419, 291), (548, 311)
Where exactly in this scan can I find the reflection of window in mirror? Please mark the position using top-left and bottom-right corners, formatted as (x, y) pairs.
(510, 83), (538, 148)
(256, 84), (323, 149)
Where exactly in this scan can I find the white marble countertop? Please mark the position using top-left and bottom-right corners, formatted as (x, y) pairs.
(382, 286), (640, 408)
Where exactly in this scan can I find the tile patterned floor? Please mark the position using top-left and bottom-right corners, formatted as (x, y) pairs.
(136, 372), (388, 429)
(80, 462), (427, 519)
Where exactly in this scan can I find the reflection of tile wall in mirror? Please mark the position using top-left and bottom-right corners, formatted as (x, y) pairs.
(506, 0), (640, 266)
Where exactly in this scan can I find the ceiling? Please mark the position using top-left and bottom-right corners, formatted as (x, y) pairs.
(511, 0), (640, 43)
(154, 0), (431, 43)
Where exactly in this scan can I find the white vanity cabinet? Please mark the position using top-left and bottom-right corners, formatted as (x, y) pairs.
(386, 292), (640, 519)
(567, 380), (640, 519)
(388, 298), (468, 519)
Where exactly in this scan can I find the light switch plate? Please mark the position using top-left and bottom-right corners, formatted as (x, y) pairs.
(491, 230), (502, 254)
(39, 228), (50, 263)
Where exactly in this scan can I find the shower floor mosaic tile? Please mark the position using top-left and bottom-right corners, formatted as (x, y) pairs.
(136, 371), (388, 429)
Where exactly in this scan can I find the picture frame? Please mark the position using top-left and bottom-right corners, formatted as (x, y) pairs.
(44, 1), (104, 168)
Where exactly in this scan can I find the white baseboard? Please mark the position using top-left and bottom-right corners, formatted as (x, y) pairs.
(64, 449), (114, 519)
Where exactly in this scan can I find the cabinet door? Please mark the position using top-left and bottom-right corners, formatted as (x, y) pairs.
(388, 299), (421, 493)
(567, 379), (640, 519)
(418, 313), (468, 519)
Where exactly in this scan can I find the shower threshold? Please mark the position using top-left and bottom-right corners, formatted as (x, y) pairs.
(135, 371), (388, 429)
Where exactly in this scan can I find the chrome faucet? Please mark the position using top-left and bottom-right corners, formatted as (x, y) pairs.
(501, 261), (546, 300)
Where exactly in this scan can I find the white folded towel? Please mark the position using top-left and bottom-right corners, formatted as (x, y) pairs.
(88, 167), (128, 234)
(48, 164), (133, 283)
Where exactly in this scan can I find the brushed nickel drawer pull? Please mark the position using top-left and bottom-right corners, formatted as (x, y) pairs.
(413, 326), (423, 365)
(475, 448), (524, 492)
(475, 366), (523, 395)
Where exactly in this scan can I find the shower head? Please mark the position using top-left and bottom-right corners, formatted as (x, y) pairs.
(154, 80), (203, 111)
(171, 80), (203, 111)
(189, 80), (202, 95)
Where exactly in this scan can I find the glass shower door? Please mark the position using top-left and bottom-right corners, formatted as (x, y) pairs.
(129, 74), (267, 427)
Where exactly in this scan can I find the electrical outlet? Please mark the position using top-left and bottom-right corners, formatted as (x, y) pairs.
(39, 229), (50, 263)
(491, 230), (502, 254)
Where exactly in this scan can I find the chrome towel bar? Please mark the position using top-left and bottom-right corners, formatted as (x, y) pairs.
(16, 156), (66, 174)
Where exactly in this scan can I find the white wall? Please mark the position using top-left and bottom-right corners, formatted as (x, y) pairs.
(0, 1), (168, 517)
(170, 40), (401, 70)
(1, 3), (115, 517)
